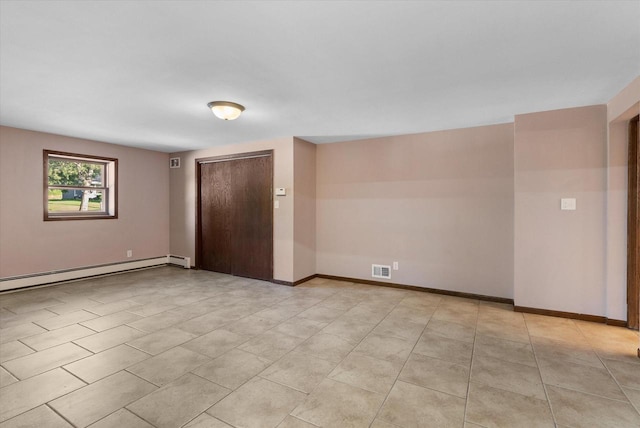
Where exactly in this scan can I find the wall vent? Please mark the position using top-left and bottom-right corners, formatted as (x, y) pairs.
(372, 264), (391, 279)
(170, 157), (181, 168)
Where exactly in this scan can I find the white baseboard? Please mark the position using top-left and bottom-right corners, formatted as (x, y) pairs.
(0, 257), (170, 292)
(168, 255), (191, 269)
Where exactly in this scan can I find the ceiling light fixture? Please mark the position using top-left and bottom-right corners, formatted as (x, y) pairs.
(207, 101), (245, 121)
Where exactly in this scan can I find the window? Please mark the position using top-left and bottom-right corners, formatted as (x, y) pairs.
(44, 150), (118, 220)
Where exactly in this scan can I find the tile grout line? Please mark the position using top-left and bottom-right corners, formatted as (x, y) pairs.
(45, 403), (78, 428)
(366, 296), (448, 427)
(523, 313), (561, 427)
(276, 288), (413, 427)
(462, 299), (481, 427)
(572, 320), (640, 417)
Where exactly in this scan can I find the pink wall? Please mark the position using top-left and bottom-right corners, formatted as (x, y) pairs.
(315, 124), (515, 298)
(514, 105), (608, 316)
(293, 138), (317, 282)
(0, 126), (170, 278)
(169, 137), (295, 282)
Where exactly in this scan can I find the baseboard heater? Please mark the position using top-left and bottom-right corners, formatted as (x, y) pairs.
(0, 255), (190, 292)
(168, 255), (191, 269)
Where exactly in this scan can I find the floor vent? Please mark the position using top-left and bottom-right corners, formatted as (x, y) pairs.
(372, 264), (391, 279)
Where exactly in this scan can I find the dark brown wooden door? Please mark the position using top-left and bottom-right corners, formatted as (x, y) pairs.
(628, 115), (639, 330)
(198, 153), (273, 281)
(200, 160), (233, 274)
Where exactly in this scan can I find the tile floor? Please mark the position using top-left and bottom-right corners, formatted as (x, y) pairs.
(0, 266), (639, 428)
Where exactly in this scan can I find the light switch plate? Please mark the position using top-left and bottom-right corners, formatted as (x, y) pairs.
(561, 198), (576, 210)
(275, 188), (286, 196)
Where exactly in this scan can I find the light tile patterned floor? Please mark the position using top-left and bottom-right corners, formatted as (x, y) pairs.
(0, 266), (639, 428)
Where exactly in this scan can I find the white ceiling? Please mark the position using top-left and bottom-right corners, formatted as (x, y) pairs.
(1, 1), (638, 153)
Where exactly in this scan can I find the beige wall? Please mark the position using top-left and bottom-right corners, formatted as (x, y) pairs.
(169, 137), (295, 282)
(293, 138), (317, 282)
(514, 105), (608, 316)
(606, 76), (640, 320)
(0, 126), (170, 278)
(315, 124), (515, 298)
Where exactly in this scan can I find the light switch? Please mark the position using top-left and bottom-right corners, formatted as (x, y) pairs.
(275, 188), (286, 196)
(561, 198), (576, 210)
(274, 200), (280, 209)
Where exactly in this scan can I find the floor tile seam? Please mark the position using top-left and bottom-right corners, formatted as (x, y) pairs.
(600, 354), (640, 368)
(0, 366), (89, 422)
(544, 382), (640, 407)
(11, 338), (40, 355)
(469, 372), (553, 400)
(0, 365), (19, 384)
(1, 346), (93, 381)
(462, 300), (481, 426)
(367, 299), (433, 426)
(255, 372), (313, 395)
(393, 376), (468, 400)
(124, 402), (163, 428)
(426, 315), (476, 330)
(262, 333), (342, 365)
(68, 324), (149, 355)
(422, 325), (479, 345)
(471, 350), (539, 370)
(44, 402), (77, 428)
(574, 325), (640, 394)
(409, 345), (472, 367)
(524, 313), (562, 427)
(84, 300), (138, 316)
(474, 331), (537, 348)
(182, 413), (232, 428)
(90, 407), (159, 428)
(285, 415), (321, 428)
(623, 384), (640, 393)
(187, 370), (235, 395)
(622, 386), (640, 416)
(33, 313), (101, 332)
(62, 344), (154, 383)
(203, 408), (240, 428)
(0, 365), (88, 396)
(530, 354), (603, 371)
(368, 418), (404, 428)
(595, 350), (640, 416)
(1, 309), (59, 327)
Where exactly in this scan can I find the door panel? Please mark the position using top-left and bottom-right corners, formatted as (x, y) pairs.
(232, 156), (273, 280)
(200, 161), (232, 274)
(198, 153), (273, 281)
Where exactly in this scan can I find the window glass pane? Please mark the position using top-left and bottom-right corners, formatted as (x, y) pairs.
(48, 190), (105, 213)
(48, 159), (105, 187)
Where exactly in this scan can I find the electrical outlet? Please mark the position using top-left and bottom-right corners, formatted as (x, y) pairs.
(126, 250), (132, 258)
(393, 261), (399, 270)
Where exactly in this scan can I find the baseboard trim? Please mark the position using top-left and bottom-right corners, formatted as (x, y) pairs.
(606, 319), (628, 327)
(294, 274), (318, 286)
(514, 305), (629, 327)
(271, 274), (318, 287)
(271, 279), (294, 287)
(316, 274), (514, 304)
(0, 257), (169, 292)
